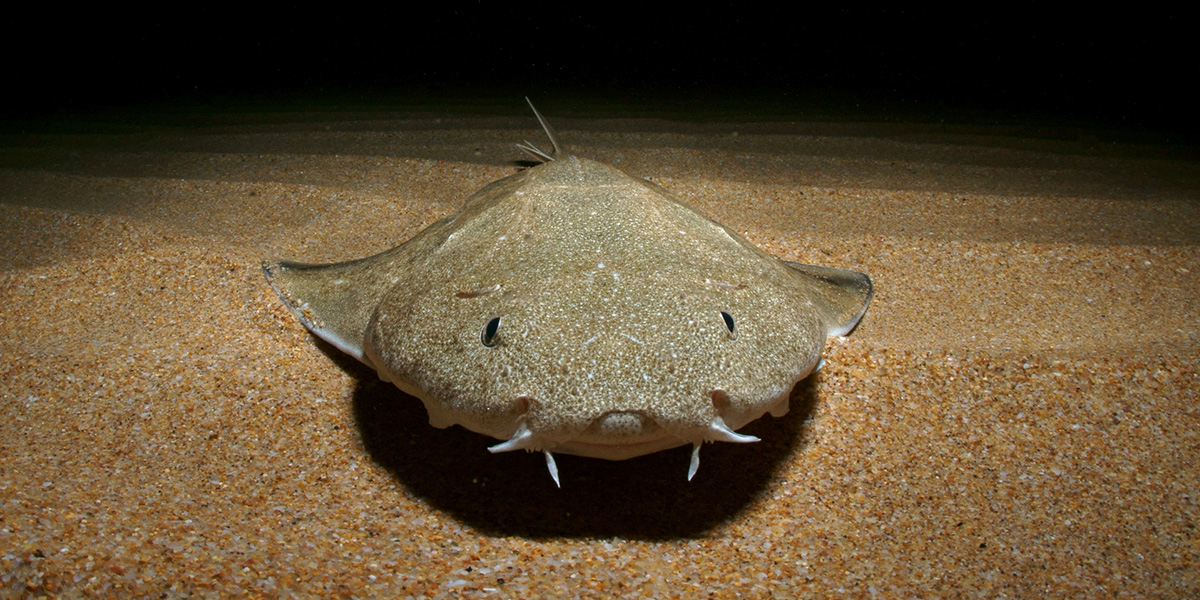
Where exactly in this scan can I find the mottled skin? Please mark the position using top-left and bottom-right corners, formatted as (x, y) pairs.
(264, 102), (871, 485)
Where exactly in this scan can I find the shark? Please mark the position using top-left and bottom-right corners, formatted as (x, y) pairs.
(264, 100), (872, 486)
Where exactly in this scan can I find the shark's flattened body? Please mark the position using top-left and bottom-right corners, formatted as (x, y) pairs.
(264, 100), (872, 486)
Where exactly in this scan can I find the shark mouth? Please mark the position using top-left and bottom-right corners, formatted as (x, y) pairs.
(487, 413), (759, 488)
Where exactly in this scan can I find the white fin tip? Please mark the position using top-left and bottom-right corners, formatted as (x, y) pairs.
(688, 444), (701, 481)
(487, 424), (535, 454)
(544, 450), (560, 488)
(708, 417), (760, 444)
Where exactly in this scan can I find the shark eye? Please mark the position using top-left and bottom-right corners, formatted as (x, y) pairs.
(481, 316), (502, 347)
(719, 311), (737, 339)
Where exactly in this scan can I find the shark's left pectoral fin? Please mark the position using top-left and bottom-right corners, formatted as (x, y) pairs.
(784, 261), (873, 337)
(263, 259), (379, 362)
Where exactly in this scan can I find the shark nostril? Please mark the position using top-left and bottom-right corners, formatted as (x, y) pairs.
(513, 395), (531, 415)
(711, 389), (731, 410)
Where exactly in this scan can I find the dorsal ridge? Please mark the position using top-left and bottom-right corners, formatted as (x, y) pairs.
(516, 97), (568, 163)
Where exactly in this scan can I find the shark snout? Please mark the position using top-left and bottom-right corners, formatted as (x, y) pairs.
(487, 399), (761, 486)
(577, 410), (666, 444)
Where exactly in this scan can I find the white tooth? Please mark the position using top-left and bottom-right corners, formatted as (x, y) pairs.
(688, 444), (701, 481)
(544, 451), (560, 488)
(487, 424), (536, 453)
(708, 417), (760, 444)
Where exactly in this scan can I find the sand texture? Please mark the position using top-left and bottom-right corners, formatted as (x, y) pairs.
(2, 108), (1198, 597)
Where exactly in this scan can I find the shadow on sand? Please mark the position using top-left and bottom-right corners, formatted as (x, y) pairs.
(332, 342), (820, 540)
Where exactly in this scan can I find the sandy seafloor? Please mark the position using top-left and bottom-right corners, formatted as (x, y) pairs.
(1, 104), (1197, 598)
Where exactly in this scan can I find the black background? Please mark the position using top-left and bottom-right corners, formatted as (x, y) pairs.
(4, 5), (1193, 140)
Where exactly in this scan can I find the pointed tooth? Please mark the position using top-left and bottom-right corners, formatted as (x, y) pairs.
(814, 358), (826, 372)
(688, 444), (701, 481)
(544, 450), (561, 488)
(708, 417), (760, 444)
(487, 424), (536, 454)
